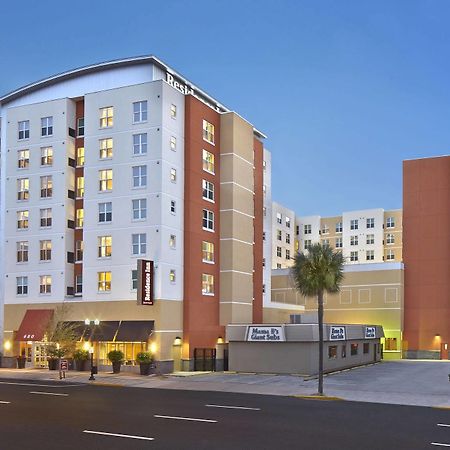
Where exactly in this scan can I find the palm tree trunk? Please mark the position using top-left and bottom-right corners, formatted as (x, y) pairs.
(318, 289), (324, 395)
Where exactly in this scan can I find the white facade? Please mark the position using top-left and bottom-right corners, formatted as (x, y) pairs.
(271, 202), (296, 269)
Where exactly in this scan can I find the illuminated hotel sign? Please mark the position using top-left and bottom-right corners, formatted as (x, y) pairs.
(137, 259), (154, 306)
(166, 72), (195, 96)
(246, 326), (286, 342)
(365, 326), (376, 339)
(329, 326), (346, 341)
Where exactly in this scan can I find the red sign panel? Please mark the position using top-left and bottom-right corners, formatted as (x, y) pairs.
(137, 260), (154, 306)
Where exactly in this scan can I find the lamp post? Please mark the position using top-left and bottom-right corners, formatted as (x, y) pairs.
(88, 346), (95, 381)
(85, 319), (100, 381)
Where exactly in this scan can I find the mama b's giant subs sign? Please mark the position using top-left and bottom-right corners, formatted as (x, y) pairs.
(137, 260), (154, 305)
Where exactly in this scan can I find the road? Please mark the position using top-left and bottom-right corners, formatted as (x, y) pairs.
(0, 379), (448, 449)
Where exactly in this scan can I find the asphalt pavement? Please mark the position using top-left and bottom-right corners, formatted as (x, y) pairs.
(0, 379), (448, 449)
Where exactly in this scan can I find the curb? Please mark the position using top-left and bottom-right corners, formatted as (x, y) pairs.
(90, 382), (125, 388)
(292, 394), (343, 401)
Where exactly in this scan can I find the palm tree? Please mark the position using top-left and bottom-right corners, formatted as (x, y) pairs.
(291, 243), (344, 395)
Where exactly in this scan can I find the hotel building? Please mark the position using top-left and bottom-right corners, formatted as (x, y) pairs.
(0, 56), (272, 371)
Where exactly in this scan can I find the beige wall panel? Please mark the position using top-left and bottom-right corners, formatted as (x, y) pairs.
(220, 210), (254, 243)
(220, 303), (253, 325)
(220, 240), (253, 273)
(263, 307), (305, 324)
(220, 113), (254, 163)
(220, 271), (253, 303)
(220, 154), (254, 189)
(220, 183), (254, 216)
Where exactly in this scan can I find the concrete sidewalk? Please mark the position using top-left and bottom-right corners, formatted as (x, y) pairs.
(0, 360), (449, 408)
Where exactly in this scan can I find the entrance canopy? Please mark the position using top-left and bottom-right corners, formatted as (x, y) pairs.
(115, 320), (154, 342)
(15, 309), (54, 341)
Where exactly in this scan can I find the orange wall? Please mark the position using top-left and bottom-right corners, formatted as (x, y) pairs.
(183, 96), (223, 358)
(403, 156), (450, 351)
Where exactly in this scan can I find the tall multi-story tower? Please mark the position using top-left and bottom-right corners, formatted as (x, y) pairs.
(0, 56), (269, 371)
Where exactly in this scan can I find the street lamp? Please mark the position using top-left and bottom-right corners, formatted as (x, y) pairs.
(85, 319), (100, 381)
(88, 346), (95, 381)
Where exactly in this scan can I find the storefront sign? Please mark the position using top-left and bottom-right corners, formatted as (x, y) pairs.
(329, 326), (346, 341)
(246, 326), (285, 342)
(365, 326), (376, 339)
(137, 260), (154, 306)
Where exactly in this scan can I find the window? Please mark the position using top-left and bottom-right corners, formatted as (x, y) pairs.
(276, 212), (282, 224)
(277, 230), (282, 241)
(17, 210), (29, 229)
(262, 258), (266, 267)
(263, 232), (266, 241)
(132, 233), (146, 255)
(169, 270), (176, 283)
(98, 271), (111, 292)
(335, 237), (343, 248)
(386, 217), (395, 228)
(18, 120), (30, 140)
(98, 236), (112, 258)
(363, 343), (370, 354)
(350, 235), (358, 246)
(304, 240), (311, 250)
(133, 133), (147, 155)
(386, 233), (395, 244)
(336, 222), (343, 233)
(170, 200), (176, 214)
(276, 263), (282, 269)
(202, 180), (214, 202)
(76, 147), (85, 166)
(322, 239), (329, 246)
(366, 234), (374, 245)
(100, 107), (113, 128)
(77, 118), (85, 137)
(328, 346), (337, 359)
(350, 251), (358, 262)
(169, 234), (176, 249)
(132, 165), (147, 188)
(202, 274), (214, 295)
(75, 240), (83, 261)
(40, 146), (53, 166)
(170, 168), (177, 183)
(276, 246), (282, 257)
(385, 337), (397, 351)
(17, 241), (28, 262)
(170, 136), (177, 151)
(304, 224), (311, 234)
(99, 169), (113, 191)
(99, 138), (113, 159)
(350, 219), (358, 230)
(366, 250), (374, 261)
(286, 233), (291, 244)
(131, 270), (138, 291)
(17, 276), (28, 295)
(286, 249), (290, 260)
(17, 178), (29, 200)
(366, 218), (375, 229)
(40, 176), (53, 198)
(132, 198), (147, 220)
(386, 249), (395, 261)
(202, 120), (215, 144)
(322, 224), (329, 235)
(170, 104), (177, 119)
(202, 241), (214, 263)
(99, 202), (112, 222)
(202, 149), (215, 174)
(76, 177), (84, 198)
(16, 274), (30, 298)
(75, 275), (83, 294)
(133, 100), (148, 123)
(76, 208), (84, 228)
(286, 217), (291, 228)
(203, 209), (214, 231)
(40, 275), (52, 294)
(40, 240), (52, 261)
(263, 207), (267, 217)
(18, 150), (29, 168)
(350, 343), (358, 356)
(41, 116), (53, 136)
(341, 345), (347, 358)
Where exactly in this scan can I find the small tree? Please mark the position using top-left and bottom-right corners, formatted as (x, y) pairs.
(291, 243), (344, 395)
(45, 304), (79, 356)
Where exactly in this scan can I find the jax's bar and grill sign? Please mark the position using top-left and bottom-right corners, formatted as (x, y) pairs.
(137, 260), (154, 305)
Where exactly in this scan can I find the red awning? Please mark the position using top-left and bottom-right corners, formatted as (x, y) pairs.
(15, 309), (54, 341)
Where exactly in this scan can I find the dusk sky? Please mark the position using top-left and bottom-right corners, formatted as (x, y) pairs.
(1, 0), (449, 216)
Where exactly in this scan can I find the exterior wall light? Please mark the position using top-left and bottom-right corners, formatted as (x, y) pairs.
(83, 341), (90, 351)
(217, 336), (224, 344)
(174, 336), (182, 346)
(150, 342), (157, 354)
(4, 340), (11, 351)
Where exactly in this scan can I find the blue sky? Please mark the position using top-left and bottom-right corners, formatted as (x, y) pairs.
(1, 0), (449, 216)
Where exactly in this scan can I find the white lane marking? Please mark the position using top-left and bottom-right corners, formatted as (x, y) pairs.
(438, 424), (450, 428)
(206, 404), (261, 411)
(154, 414), (217, 423)
(431, 443), (450, 447)
(0, 401), (11, 404)
(83, 430), (154, 441)
(30, 391), (68, 396)
(0, 381), (78, 388)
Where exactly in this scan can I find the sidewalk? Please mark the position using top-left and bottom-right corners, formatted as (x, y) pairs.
(0, 360), (449, 408)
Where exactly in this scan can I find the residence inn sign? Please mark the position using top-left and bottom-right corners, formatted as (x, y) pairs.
(137, 260), (154, 306)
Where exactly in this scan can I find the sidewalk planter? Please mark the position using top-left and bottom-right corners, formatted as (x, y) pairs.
(136, 352), (155, 376)
(73, 350), (89, 371)
(17, 356), (26, 369)
(107, 350), (124, 374)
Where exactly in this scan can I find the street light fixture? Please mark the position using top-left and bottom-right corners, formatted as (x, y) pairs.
(85, 319), (100, 381)
(88, 346), (95, 381)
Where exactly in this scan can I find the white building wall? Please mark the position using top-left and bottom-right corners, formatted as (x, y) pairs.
(296, 215), (321, 252)
(271, 202), (296, 269)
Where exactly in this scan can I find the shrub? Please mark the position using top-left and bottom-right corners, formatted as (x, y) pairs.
(73, 349), (89, 361)
(136, 352), (154, 364)
(107, 350), (124, 363)
(47, 344), (67, 359)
